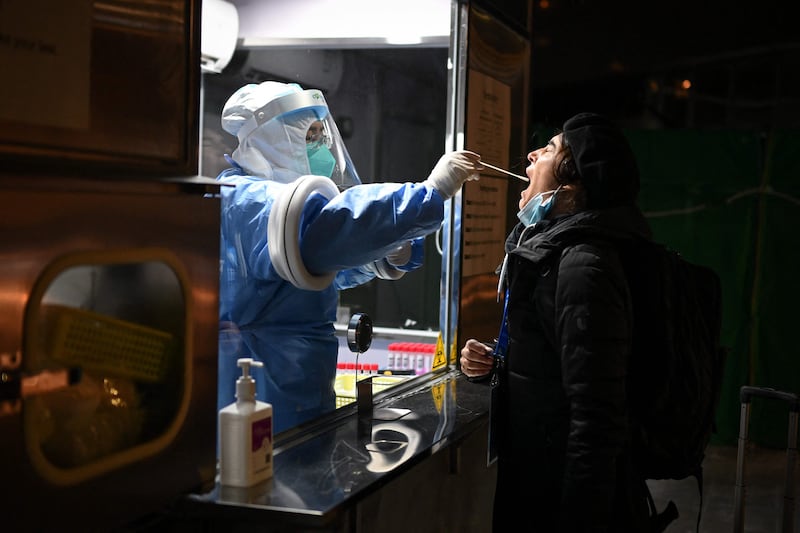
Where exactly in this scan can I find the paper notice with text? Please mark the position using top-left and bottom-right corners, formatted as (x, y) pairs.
(0, 0), (91, 129)
(462, 70), (513, 277)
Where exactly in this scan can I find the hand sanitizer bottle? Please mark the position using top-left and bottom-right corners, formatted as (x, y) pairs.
(219, 358), (273, 487)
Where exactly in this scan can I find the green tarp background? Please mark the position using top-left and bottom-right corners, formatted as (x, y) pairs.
(628, 129), (800, 448)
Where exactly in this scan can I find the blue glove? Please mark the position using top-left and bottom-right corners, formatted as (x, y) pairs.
(387, 238), (424, 271)
(367, 238), (425, 279)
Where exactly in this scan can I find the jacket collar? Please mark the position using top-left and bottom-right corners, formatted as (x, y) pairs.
(505, 205), (652, 265)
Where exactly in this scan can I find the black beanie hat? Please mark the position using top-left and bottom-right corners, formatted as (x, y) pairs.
(561, 112), (640, 208)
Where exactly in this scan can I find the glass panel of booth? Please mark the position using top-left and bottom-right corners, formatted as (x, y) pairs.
(23, 254), (190, 485)
(200, 0), (456, 433)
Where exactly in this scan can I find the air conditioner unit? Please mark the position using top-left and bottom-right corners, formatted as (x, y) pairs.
(201, 0), (239, 74)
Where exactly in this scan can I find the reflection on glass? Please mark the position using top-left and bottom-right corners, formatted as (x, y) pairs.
(364, 422), (420, 473)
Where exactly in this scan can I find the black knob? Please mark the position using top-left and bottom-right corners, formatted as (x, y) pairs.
(347, 313), (373, 353)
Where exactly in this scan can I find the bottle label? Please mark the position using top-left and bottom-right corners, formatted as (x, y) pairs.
(251, 415), (272, 473)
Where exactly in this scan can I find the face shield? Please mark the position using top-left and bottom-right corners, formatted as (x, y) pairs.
(232, 89), (361, 190)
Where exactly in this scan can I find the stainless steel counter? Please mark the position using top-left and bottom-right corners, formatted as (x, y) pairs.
(182, 370), (492, 530)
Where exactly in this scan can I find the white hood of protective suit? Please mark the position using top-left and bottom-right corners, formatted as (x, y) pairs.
(222, 81), (322, 182)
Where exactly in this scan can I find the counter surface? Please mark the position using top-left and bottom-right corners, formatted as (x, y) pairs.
(184, 370), (491, 527)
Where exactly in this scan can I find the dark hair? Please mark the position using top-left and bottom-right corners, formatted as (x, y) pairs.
(552, 135), (587, 211)
(561, 113), (640, 208)
(553, 137), (579, 185)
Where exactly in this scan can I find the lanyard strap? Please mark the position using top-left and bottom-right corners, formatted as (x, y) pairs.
(493, 287), (510, 361)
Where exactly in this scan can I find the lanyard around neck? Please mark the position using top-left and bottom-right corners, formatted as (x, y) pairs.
(493, 287), (510, 362)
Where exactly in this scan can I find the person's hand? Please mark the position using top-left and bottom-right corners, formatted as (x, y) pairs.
(423, 150), (484, 200)
(385, 241), (412, 268)
(460, 338), (494, 378)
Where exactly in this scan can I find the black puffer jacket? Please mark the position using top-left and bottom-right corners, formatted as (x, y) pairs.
(492, 205), (652, 533)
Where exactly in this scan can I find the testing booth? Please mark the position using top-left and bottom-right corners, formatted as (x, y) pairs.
(0, 0), (532, 530)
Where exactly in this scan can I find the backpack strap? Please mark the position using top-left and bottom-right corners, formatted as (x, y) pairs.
(634, 449), (680, 533)
(693, 466), (704, 533)
(644, 466), (704, 533)
(645, 483), (679, 533)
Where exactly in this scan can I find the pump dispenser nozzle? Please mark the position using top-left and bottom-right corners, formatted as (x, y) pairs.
(235, 357), (263, 403)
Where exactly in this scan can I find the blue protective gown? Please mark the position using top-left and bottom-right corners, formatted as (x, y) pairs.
(217, 167), (445, 433)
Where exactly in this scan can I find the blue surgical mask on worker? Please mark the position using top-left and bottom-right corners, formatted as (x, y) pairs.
(517, 186), (561, 226)
(306, 144), (336, 178)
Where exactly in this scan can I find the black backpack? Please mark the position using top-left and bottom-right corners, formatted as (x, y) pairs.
(621, 238), (728, 532)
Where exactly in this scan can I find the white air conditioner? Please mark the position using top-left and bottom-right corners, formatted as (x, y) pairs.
(201, 0), (239, 74)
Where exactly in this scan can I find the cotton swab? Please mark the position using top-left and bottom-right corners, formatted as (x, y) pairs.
(481, 161), (529, 182)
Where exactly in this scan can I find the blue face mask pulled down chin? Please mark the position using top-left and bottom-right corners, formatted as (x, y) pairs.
(517, 187), (560, 226)
(307, 144), (336, 178)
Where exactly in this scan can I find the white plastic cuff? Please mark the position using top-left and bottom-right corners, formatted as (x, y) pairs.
(372, 258), (405, 280)
(268, 175), (340, 290)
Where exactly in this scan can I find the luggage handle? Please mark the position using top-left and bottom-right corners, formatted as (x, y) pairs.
(740, 386), (800, 412)
(734, 386), (798, 533)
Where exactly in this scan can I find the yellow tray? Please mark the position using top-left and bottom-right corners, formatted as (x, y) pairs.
(47, 305), (174, 383)
(335, 374), (407, 407)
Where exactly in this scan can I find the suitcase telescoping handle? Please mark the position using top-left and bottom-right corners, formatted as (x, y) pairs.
(733, 386), (799, 533)
(740, 385), (800, 410)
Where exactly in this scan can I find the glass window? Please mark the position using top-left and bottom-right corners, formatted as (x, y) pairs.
(201, 10), (453, 431)
(23, 256), (189, 484)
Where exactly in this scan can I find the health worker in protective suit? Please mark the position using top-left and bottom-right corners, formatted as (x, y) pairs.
(217, 81), (483, 433)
